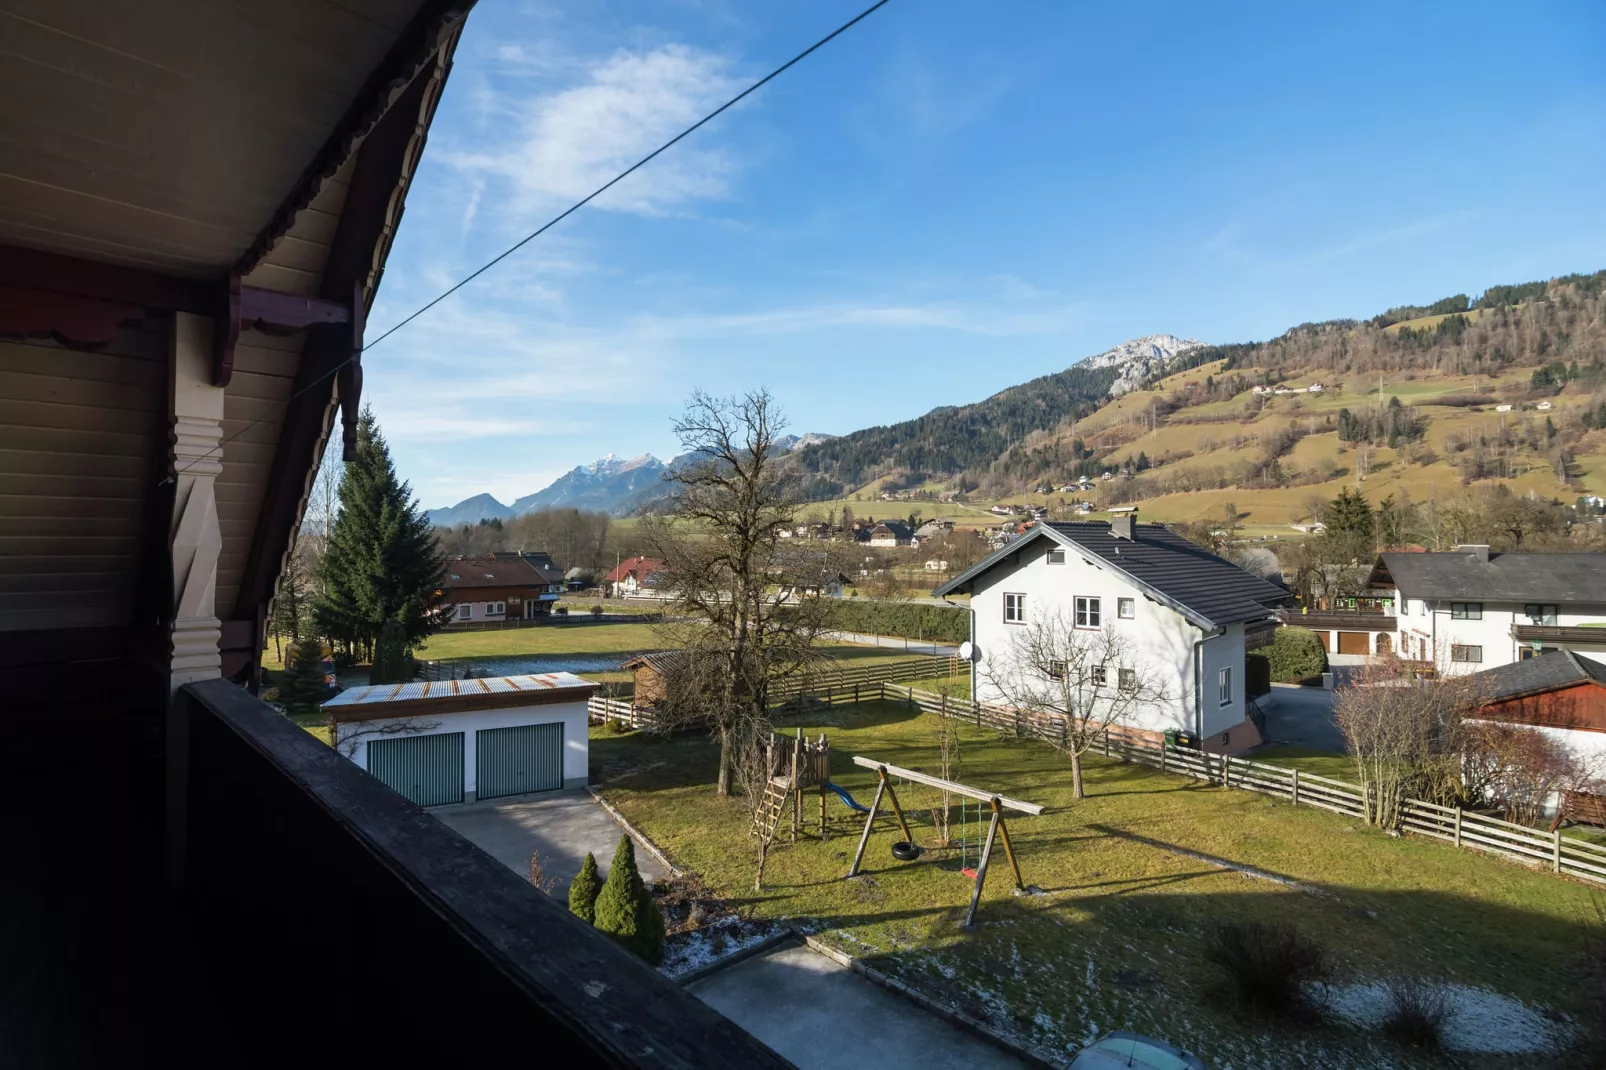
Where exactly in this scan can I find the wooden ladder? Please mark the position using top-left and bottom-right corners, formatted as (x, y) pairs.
(752, 778), (791, 842)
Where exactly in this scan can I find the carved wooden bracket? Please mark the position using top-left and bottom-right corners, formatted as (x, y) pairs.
(0, 283), (144, 346)
(212, 275), (363, 387)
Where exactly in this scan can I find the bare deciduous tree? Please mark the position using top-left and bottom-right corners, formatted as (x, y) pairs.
(983, 610), (1169, 798)
(644, 389), (838, 797)
(1333, 657), (1482, 827)
(1462, 721), (1601, 827)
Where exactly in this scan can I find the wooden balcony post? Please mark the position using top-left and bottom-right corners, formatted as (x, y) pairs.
(167, 311), (224, 690)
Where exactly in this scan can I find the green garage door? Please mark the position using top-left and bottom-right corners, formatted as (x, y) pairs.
(476, 722), (564, 801)
(367, 733), (464, 807)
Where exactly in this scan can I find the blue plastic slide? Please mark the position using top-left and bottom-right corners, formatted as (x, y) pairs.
(823, 781), (870, 813)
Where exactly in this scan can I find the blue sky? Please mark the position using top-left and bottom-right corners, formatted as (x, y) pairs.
(365, 0), (1606, 510)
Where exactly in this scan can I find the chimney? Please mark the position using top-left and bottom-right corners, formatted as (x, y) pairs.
(1110, 506), (1138, 541)
(1454, 543), (1491, 563)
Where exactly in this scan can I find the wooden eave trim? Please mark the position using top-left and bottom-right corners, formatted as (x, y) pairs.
(327, 686), (600, 723)
(232, 0), (476, 276)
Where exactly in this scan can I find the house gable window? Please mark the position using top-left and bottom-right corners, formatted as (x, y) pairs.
(1117, 597), (1135, 619)
(1218, 666), (1232, 706)
(1451, 602), (1483, 620)
(1451, 644), (1482, 663)
(1046, 660), (1067, 680)
(486, 601), (505, 615)
(1046, 548), (1066, 564)
(1075, 596), (1101, 628)
(1524, 604), (1558, 626)
(1091, 666), (1108, 686)
(456, 604), (471, 621)
(1004, 592), (1026, 624)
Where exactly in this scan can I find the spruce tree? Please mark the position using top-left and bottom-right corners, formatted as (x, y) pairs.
(315, 408), (447, 660)
(568, 852), (601, 925)
(278, 636), (331, 717)
(592, 836), (664, 965)
(370, 619), (413, 685)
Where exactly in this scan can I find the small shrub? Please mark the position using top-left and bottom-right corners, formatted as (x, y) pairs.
(1265, 626), (1327, 683)
(568, 852), (601, 922)
(528, 848), (558, 895)
(555, 605), (570, 617)
(590, 604), (604, 618)
(1380, 976), (1452, 1048)
(593, 836), (665, 965)
(1203, 920), (1331, 1021)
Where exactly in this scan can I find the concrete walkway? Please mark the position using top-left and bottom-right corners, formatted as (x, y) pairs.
(434, 788), (667, 898)
(690, 943), (1027, 1070)
(827, 630), (961, 657)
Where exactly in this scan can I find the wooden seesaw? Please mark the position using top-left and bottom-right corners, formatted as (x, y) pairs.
(845, 755), (1044, 928)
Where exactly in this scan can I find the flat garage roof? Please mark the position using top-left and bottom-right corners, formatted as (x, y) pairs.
(322, 673), (598, 721)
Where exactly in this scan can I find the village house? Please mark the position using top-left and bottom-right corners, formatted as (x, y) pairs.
(911, 519), (954, 546)
(606, 556), (664, 597)
(935, 508), (1288, 753)
(867, 519), (914, 547)
(1368, 547), (1606, 671)
(442, 553), (564, 624)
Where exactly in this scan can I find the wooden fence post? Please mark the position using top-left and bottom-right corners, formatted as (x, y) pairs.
(1554, 828), (1563, 874)
(1453, 806), (1462, 847)
(1291, 767), (1299, 807)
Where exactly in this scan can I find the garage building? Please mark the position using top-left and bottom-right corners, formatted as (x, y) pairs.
(324, 673), (597, 807)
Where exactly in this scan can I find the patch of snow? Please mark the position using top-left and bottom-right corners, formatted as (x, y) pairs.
(658, 915), (782, 980)
(1324, 982), (1569, 1054)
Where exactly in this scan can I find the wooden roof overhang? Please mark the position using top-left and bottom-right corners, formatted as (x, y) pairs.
(0, 0), (476, 687)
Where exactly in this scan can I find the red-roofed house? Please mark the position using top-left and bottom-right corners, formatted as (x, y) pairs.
(606, 556), (664, 597)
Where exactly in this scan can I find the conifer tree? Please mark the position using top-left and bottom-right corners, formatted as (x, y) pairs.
(277, 636), (331, 716)
(315, 408), (447, 660)
(568, 852), (601, 924)
(369, 619), (414, 685)
(592, 836), (664, 964)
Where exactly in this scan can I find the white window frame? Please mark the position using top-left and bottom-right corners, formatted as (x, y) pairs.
(1091, 665), (1108, 687)
(1075, 596), (1101, 629)
(1117, 597), (1135, 619)
(1524, 603), (1558, 626)
(1046, 660), (1067, 681)
(1003, 592), (1026, 624)
(1451, 602), (1483, 621)
(1218, 666), (1232, 706)
(456, 604), (472, 621)
(1451, 644), (1483, 663)
(1046, 548), (1066, 564)
(486, 601), (505, 616)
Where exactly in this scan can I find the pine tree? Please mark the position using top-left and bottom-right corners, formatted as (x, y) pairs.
(278, 636), (331, 717)
(592, 836), (664, 965)
(315, 408), (447, 660)
(370, 619), (414, 685)
(568, 852), (601, 924)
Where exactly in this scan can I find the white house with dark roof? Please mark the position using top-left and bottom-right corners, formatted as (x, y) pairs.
(934, 508), (1288, 753)
(1368, 547), (1606, 673)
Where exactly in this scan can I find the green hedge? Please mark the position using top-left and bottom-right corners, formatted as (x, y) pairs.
(1265, 626), (1328, 684)
(827, 599), (970, 643)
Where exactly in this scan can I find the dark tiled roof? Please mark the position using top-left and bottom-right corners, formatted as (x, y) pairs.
(1377, 551), (1606, 603)
(1470, 649), (1606, 702)
(935, 522), (1289, 628)
(518, 551), (565, 584)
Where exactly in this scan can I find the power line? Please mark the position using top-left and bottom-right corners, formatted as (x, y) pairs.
(163, 0), (894, 486)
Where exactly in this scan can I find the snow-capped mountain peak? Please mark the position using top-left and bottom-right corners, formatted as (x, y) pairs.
(1080, 333), (1206, 396)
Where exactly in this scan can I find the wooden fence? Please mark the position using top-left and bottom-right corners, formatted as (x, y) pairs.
(878, 682), (1606, 886)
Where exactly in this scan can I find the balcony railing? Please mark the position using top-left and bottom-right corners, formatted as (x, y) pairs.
(170, 678), (790, 1068)
(1512, 623), (1606, 645)
(1280, 609), (1398, 631)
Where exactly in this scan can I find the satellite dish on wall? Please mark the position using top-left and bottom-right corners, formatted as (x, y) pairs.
(958, 641), (975, 661)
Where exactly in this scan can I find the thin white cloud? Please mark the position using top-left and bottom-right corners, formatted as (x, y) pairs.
(450, 44), (744, 217)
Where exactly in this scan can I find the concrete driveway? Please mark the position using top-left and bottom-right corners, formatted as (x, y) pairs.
(690, 943), (1027, 1070)
(1258, 683), (1344, 753)
(434, 789), (666, 898)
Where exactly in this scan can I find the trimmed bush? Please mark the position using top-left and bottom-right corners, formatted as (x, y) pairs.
(592, 836), (664, 965)
(1265, 626), (1327, 684)
(1381, 976), (1452, 1048)
(1203, 920), (1331, 1021)
(825, 599), (969, 643)
(569, 852), (601, 924)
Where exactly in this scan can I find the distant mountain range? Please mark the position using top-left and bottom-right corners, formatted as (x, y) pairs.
(426, 435), (835, 526)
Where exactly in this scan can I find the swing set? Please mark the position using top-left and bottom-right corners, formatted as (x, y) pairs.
(845, 755), (1044, 928)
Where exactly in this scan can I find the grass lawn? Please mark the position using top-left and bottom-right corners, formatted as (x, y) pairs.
(1250, 744), (1357, 783)
(595, 701), (1599, 1068)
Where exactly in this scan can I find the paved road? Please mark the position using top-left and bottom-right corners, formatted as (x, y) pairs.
(827, 630), (962, 657)
(1258, 683), (1344, 753)
(690, 943), (1027, 1070)
(434, 788), (667, 898)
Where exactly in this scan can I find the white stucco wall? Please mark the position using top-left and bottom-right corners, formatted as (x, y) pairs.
(968, 536), (1249, 743)
(334, 699), (590, 796)
(1392, 591), (1606, 673)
